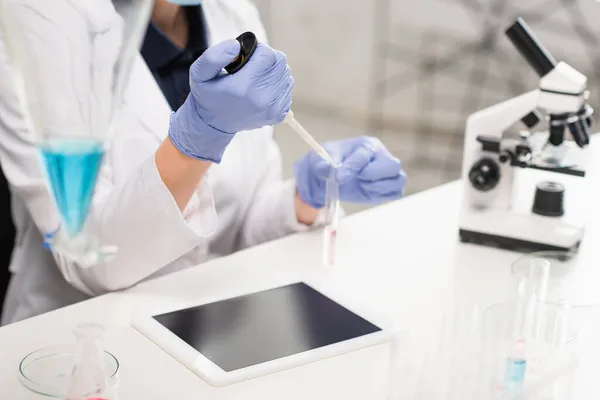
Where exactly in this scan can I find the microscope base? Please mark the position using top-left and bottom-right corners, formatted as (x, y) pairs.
(459, 229), (580, 253)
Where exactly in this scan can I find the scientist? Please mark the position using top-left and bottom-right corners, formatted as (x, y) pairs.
(0, 0), (406, 325)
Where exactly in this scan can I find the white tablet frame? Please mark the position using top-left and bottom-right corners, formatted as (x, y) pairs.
(131, 281), (398, 387)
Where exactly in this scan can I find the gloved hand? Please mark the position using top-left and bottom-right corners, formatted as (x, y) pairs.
(294, 136), (406, 209)
(169, 39), (294, 163)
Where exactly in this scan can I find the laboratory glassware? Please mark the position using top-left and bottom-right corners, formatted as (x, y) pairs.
(391, 301), (579, 400)
(0, 0), (153, 266)
(511, 251), (600, 309)
(510, 250), (600, 398)
(518, 258), (550, 341)
(483, 301), (579, 400)
(511, 251), (600, 342)
(65, 323), (115, 400)
(323, 164), (340, 266)
(393, 303), (490, 400)
(19, 325), (119, 398)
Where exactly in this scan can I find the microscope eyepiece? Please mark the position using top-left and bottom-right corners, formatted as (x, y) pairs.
(505, 17), (557, 77)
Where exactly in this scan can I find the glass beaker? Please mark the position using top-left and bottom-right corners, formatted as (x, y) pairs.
(482, 302), (579, 400)
(511, 251), (600, 398)
(511, 251), (600, 309)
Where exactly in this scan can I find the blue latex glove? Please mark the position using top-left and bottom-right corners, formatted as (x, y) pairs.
(169, 40), (293, 163)
(294, 136), (407, 209)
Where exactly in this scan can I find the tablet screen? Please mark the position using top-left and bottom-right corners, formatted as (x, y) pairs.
(152, 282), (382, 372)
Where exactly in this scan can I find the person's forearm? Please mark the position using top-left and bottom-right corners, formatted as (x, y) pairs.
(295, 191), (320, 225)
(155, 136), (212, 211)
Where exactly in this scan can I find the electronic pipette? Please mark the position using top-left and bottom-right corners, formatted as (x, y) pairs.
(225, 32), (335, 166)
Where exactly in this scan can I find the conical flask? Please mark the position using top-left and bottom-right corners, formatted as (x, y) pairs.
(64, 324), (115, 400)
(0, 0), (152, 266)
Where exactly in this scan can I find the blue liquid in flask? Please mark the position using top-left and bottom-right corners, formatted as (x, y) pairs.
(39, 137), (104, 237)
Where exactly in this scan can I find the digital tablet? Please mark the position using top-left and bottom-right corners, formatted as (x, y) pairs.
(131, 282), (395, 386)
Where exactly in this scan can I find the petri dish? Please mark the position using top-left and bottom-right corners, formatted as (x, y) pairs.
(19, 344), (119, 397)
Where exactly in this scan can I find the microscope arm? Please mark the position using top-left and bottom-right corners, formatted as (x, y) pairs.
(461, 89), (539, 177)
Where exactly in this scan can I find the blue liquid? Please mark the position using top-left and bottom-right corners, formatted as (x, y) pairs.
(39, 137), (104, 236)
(504, 357), (526, 389)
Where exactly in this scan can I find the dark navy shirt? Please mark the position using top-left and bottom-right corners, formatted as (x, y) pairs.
(141, 6), (208, 111)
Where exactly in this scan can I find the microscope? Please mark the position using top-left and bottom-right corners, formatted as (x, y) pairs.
(458, 17), (594, 253)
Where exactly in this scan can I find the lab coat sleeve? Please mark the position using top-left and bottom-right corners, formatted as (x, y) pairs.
(59, 155), (216, 294)
(0, 42), (215, 296)
(237, 137), (326, 249)
(0, 115), (215, 295)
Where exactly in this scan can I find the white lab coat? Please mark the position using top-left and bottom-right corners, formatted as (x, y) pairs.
(0, 0), (319, 325)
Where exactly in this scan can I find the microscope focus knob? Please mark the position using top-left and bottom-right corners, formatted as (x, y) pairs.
(469, 158), (500, 192)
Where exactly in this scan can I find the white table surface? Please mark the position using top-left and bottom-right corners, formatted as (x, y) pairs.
(2, 144), (600, 398)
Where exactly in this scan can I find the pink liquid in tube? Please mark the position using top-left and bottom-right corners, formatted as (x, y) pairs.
(323, 226), (337, 266)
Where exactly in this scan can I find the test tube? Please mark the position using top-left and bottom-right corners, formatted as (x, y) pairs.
(524, 258), (551, 339)
(551, 300), (570, 349)
(528, 258), (550, 303)
(513, 276), (528, 340)
(322, 165), (340, 266)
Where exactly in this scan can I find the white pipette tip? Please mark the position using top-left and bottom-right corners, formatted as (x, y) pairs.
(284, 111), (337, 166)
